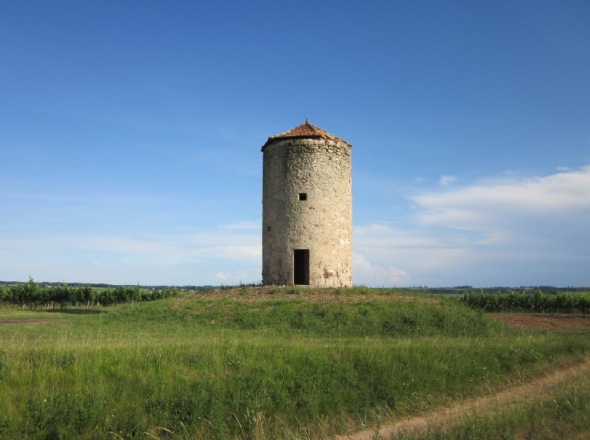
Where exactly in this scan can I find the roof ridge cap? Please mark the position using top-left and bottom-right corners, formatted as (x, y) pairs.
(261, 120), (351, 150)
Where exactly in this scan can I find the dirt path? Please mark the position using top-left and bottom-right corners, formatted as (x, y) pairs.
(335, 356), (590, 440)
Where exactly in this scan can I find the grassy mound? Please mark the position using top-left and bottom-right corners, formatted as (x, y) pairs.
(110, 289), (504, 337)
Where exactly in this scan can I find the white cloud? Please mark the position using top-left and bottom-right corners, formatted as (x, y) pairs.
(215, 271), (229, 280)
(354, 166), (590, 287)
(439, 175), (457, 186)
(353, 253), (409, 286)
(0, 223), (262, 286)
(220, 221), (260, 231)
(2, 167), (588, 287)
(414, 166), (590, 233)
(353, 224), (473, 286)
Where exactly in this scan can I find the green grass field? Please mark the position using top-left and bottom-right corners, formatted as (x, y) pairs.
(1, 287), (588, 439)
(396, 369), (590, 440)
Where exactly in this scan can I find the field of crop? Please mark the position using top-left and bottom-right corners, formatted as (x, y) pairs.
(1, 286), (589, 439)
(460, 290), (590, 313)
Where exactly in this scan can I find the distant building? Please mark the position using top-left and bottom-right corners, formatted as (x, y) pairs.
(261, 120), (352, 287)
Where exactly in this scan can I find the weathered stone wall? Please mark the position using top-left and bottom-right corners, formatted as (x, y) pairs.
(262, 138), (352, 287)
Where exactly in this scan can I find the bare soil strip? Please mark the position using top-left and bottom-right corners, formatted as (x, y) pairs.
(335, 356), (590, 440)
(488, 313), (590, 330)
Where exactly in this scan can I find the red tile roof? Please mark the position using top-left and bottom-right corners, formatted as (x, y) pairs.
(262, 120), (351, 149)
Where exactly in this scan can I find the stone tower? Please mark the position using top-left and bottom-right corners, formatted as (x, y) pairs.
(261, 120), (352, 287)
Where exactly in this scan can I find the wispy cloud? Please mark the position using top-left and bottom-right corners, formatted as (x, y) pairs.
(3, 167), (589, 287)
(353, 253), (409, 286)
(0, 224), (262, 285)
(439, 175), (457, 186)
(414, 165), (590, 231)
(220, 221), (260, 231)
(354, 166), (590, 287)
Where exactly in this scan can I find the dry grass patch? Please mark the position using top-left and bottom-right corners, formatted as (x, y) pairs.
(170, 286), (443, 308)
(489, 314), (590, 330)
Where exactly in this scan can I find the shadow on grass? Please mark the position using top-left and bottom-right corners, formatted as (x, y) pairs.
(45, 309), (107, 315)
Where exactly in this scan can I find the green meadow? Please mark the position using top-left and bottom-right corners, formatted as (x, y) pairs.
(397, 368), (590, 440)
(0, 287), (588, 439)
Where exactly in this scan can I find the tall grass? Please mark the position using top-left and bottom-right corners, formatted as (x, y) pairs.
(397, 370), (590, 440)
(107, 295), (504, 338)
(1, 290), (589, 439)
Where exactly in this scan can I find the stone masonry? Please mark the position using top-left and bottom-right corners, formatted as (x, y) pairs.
(261, 121), (352, 287)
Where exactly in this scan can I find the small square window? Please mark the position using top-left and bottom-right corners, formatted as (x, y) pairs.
(298, 193), (307, 201)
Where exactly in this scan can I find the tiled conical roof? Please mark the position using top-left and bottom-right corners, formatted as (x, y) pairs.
(262, 120), (351, 150)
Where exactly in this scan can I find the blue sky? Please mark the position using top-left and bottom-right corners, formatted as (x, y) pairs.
(1, 1), (589, 287)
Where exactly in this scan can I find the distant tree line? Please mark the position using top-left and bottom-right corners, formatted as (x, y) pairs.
(0, 278), (181, 309)
(460, 290), (590, 313)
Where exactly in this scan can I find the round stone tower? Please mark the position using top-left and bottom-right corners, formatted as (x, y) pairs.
(261, 120), (352, 287)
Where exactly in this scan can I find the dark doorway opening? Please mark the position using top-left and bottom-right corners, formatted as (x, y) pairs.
(294, 249), (310, 285)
